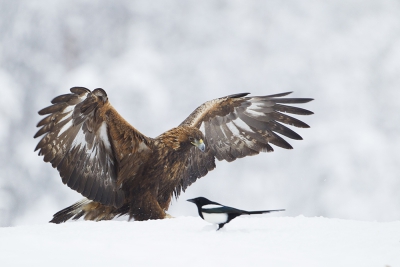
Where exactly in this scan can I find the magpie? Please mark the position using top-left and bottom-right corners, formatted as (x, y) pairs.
(187, 197), (285, 230)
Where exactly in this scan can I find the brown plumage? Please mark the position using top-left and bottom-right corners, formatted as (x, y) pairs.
(34, 87), (313, 223)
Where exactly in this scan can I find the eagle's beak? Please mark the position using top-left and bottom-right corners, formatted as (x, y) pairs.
(192, 139), (205, 152)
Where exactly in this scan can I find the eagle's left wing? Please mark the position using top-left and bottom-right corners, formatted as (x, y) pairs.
(34, 87), (152, 208)
(175, 92), (313, 193)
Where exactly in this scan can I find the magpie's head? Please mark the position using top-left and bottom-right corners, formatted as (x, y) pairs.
(187, 197), (214, 207)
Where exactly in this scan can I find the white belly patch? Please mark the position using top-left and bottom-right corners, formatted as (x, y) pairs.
(202, 212), (228, 224)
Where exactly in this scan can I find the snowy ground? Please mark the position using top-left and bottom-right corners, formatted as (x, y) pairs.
(1, 216), (399, 267)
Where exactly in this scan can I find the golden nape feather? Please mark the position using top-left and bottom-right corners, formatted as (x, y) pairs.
(34, 87), (313, 223)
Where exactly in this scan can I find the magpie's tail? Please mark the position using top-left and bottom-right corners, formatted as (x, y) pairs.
(246, 209), (285, 215)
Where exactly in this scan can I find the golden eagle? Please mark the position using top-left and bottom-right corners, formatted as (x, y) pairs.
(34, 87), (313, 223)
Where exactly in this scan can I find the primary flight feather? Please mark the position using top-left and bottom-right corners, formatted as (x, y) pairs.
(34, 87), (313, 223)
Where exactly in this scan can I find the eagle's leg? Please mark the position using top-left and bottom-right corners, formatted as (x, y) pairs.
(158, 195), (172, 211)
(157, 194), (175, 218)
(130, 193), (167, 221)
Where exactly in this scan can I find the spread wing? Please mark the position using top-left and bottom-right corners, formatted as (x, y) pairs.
(174, 91), (313, 194)
(34, 87), (152, 208)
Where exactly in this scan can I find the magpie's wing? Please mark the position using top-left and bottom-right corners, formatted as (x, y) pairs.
(201, 204), (245, 214)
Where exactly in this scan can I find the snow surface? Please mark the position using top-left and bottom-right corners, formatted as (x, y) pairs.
(1, 216), (399, 267)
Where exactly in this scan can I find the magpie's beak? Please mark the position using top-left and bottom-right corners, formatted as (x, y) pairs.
(187, 198), (195, 203)
(192, 139), (205, 152)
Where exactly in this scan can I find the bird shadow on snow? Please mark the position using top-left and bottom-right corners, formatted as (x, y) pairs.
(200, 225), (219, 232)
(198, 223), (267, 233)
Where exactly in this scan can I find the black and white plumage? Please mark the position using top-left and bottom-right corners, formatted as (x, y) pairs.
(187, 197), (284, 230)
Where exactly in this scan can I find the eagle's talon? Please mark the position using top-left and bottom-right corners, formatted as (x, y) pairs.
(164, 214), (174, 219)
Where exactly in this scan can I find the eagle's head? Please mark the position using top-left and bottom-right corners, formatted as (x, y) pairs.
(160, 127), (206, 152)
(181, 127), (205, 152)
(188, 135), (205, 152)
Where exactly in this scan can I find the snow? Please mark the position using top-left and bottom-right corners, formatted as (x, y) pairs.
(0, 216), (399, 267)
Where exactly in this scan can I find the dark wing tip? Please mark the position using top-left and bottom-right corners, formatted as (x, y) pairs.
(267, 91), (293, 98)
(70, 87), (90, 95)
(300, 98), (314, 103)
(298, 122), (311, 128)
(227, 93), (250, 98)
(37, 106), (50, 115)
(33, 131), (42, 139)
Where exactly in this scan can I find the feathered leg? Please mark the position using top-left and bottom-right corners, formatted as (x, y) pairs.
(129, 192), (167, 221)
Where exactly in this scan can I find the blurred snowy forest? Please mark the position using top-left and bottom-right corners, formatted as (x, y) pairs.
(1, 0), (400, 227)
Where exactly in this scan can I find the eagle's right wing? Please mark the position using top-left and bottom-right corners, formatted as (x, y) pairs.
(175, 92), (313, 194)
(180, 91), (313, 162)
(34, 87), (152, 208)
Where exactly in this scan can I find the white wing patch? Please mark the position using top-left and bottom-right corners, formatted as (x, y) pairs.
(71, 126), (87, 150)
(231, 114), (254, 133)
(58, 119), (73, 137)
(68, 121), (111, 162)
(202, 204), (223, 209)
(98, 121), (111, 150)
(61, 105), (74, 116)
(243, 108), (265, 118)
(225, 121), (240, 137)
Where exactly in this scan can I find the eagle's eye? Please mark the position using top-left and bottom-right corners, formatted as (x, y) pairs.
(189, 137), (194, 142)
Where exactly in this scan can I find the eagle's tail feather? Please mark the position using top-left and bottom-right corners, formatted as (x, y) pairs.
(246, 209), (285, 215)
(50, 198), (129, 224)
(50, 198), (91, 224)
